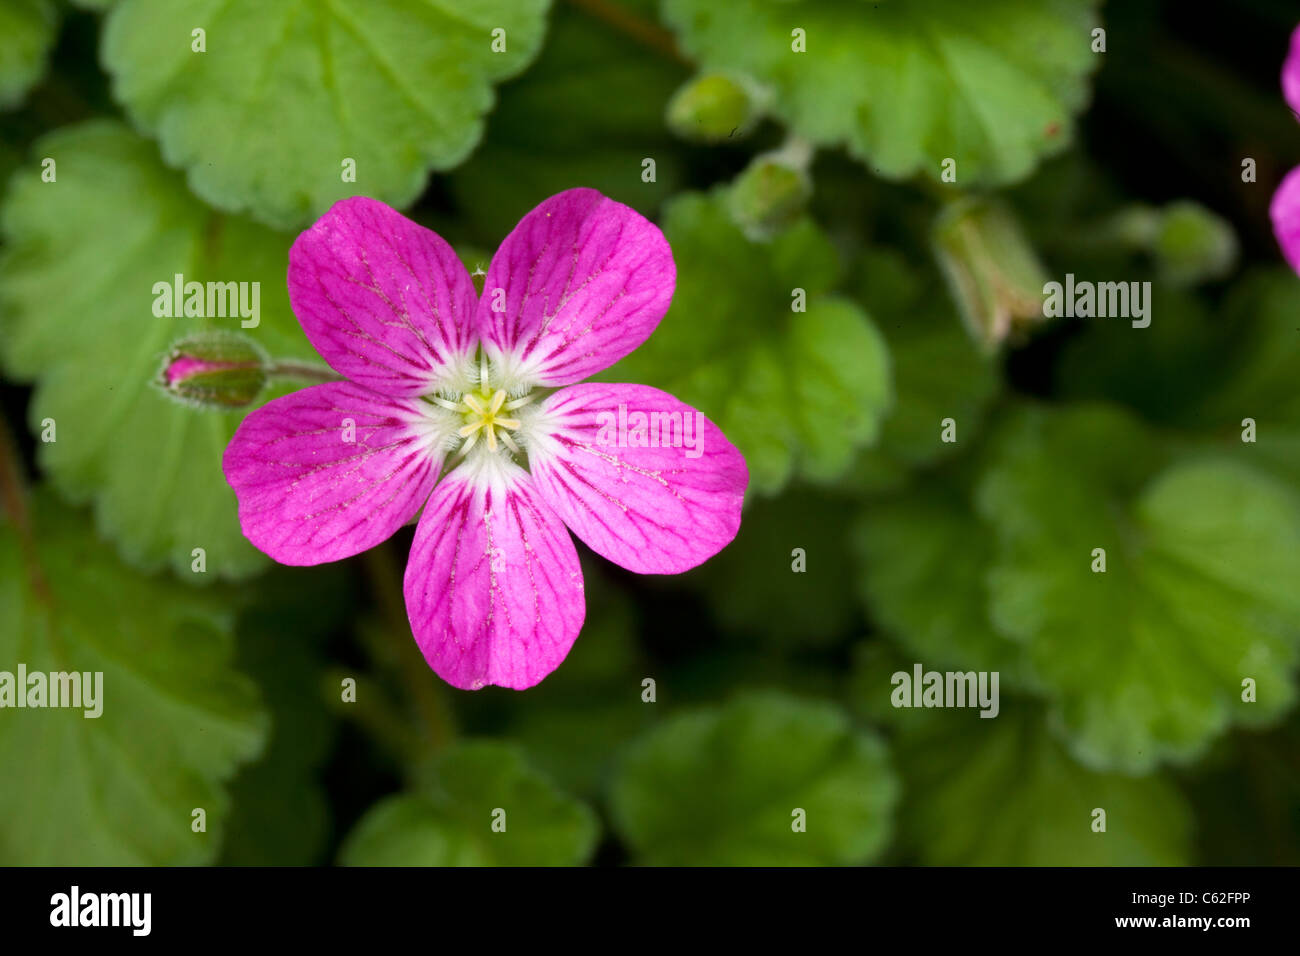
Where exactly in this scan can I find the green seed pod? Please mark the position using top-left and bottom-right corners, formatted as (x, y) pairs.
(157, 332), (268, 409)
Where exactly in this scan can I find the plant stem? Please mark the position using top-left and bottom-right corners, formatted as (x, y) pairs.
(361, 542), (455, 753)
(324, 669), (423, 762)
(0, 413), (48, 601)
(565, 0), (689, 64)
(264, 361), (345, 385)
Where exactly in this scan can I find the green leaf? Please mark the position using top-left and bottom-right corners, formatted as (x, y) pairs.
(662, 0), (1102, 185)
(892, 701), (1192, 865)
(609, 692), (898, 865)
(103, 0), (551, 227)
(0, 0), (57, 109)
(602, 189), (891, 494)
(219, 567), (350, 865)
(978, 404), (1300, 772)
(339, 742), (599, 865)
(1194, 271), (1300, 426)
(0, 121), (316, 578)
(0, 491), (267, 864)
(852, 474), (1032, 684)
(449, 0), (686, 243)
(1174, 272), (1300, 488)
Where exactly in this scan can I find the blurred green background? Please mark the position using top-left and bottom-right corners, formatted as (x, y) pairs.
(1, 0), (1299, 866)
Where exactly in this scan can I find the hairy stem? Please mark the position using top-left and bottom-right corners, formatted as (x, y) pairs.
(264, 361), (345, 385)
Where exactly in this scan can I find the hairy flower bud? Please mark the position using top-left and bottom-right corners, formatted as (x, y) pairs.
(157, 332), (267, 409)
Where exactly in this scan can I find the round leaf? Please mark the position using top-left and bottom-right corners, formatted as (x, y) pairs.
(979, 405), (1300, 771)
(0, 0), (57, 109)
(610, 692), (898, 865)
(0, 121), (315, 577)
(662, 0), (1102, 186)
(103, 0), (550, 227)
(340, 742), (599, 866)
(893, 702), (1191, 865)
(0, 492), (267, 864)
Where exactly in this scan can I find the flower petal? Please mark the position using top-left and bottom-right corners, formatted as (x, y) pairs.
(1271, 165), (1300, 274)
(404, 455), (586, 690)
(1285, 23), (1300, 119)
(524, 383), (748, 574)
(223, 382), (451, 565)
(477, 188), (675, 388)
(288, 197), (478, 396)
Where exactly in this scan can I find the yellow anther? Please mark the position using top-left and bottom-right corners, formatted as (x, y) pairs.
(441, 356), (531, 459)
(453, 383), (525, 458)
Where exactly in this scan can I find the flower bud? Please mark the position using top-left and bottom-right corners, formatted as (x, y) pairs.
(728, 150), (813, 241)
(932, 197), (1049, 350)
(666, 72), (763, 143)
(157, 332), (267, 409)
(1152, 200), (1238, 287)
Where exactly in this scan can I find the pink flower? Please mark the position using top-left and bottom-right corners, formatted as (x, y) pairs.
(1271, 167), (1300, 273)
(1285, 23), (1300, 118)
(223, 190), (748, 690)
(1273, 24), (1300, 272)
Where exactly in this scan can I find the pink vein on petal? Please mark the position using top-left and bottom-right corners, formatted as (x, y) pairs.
(288, 197), (478, 396)
(223, 381), (447, 565)
(476, 188), (675, 386)
(404, 459), (586, 690)
(526, 382), (748, 574)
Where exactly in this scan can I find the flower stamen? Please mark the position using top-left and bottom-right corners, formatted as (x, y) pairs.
(443, 357), (530, 460)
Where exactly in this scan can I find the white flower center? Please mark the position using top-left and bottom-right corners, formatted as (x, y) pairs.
(427, 353), (536, 458)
